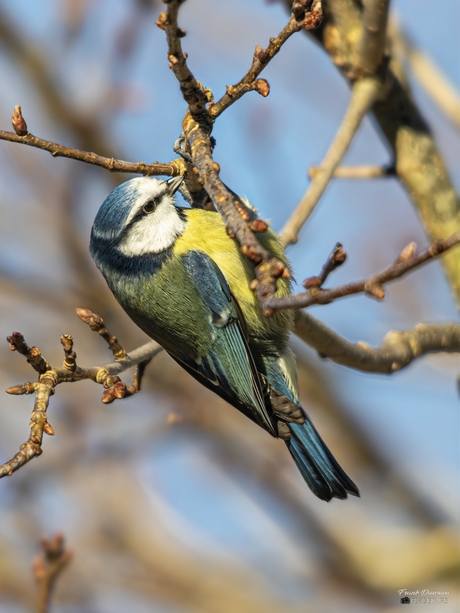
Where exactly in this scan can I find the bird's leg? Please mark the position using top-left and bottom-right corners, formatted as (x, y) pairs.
(269, 388), (305, 424)
(173, 133), (212, 209)
(173, 133), (193, 163)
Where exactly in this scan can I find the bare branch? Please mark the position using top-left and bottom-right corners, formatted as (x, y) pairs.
(60, 334), (77, 372)
(276, 0), (460, 302)
(33, 533), (72, 613)
(161, 1), (289, 291)
(0, 129), (182, 176)
(410, 53), (460, 130)
(76, 307), (128, 360)
(295, 311), (460, 373)
(210, 1), (324, 119)
(7, 331), (51, 374)
(298, 0), (460, 304)
(162, 0), (310, 306)
(161, 1), (328, 311)
(303, 242), (347, 289)
(279, 76), (382, 247)
(355, 0), (391, 76)
(0, 8), (114, 155)
(2, 338), (57, 477)
(1, 314), (163, 478)
(308, 164), (395, 179)
(182, 113), (280, 262)
(374, 75), (460, 305)
(162, 0), (211, 130)
(262, 231), (460, 312)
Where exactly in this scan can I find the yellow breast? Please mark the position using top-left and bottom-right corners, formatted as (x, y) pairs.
(174, 208), (293, 343)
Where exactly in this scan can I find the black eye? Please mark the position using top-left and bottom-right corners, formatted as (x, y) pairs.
(143, 199), (157, 214)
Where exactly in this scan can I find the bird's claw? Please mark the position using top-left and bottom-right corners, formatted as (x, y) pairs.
(173, 133), (193, 164)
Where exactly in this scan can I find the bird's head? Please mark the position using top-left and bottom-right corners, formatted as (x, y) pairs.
(90, 176), (185, 262)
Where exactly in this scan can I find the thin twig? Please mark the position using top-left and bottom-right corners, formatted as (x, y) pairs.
(308, 164), (395, 179)
(407, 50), (460, 130)
(1, 313), (163, 478)
(162, 0), (211, 130)
(60, 335), (76, 372)
(279, 76), (383, 247)
(162, 0), (288, 285)
(317, 242), (347, 284)
(303, 242), (347, 289)
(292, 0), (460, 304)
(355, 0), (390, 76)
(7, 331), (51, 374)
(0, 130), (182, 176)
(164, 0), (325, 305)
(0, 8), (115, 156)
(2, 332), (57, 477)
(262, 231), (460, 312)
(163, 1), (284, 276)
(210, 3), (321, 119)
(33, 533), (72, 613)
(76, 307), (128, 359)
(182, 112), (278, 264)
(295, 311), (460, 373)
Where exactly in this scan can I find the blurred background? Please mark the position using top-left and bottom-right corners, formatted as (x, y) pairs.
(0, 0), (458, 611)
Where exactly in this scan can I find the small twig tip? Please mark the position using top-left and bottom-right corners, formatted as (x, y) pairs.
(11, 105), (28, 136)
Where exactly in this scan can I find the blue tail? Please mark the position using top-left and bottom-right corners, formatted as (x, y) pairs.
(261, 353), (359, 501)
(286, 419), (360, 501)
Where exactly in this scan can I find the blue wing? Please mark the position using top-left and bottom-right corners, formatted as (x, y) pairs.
(172, 250), (276, 436)
(174, 250), (358, 501)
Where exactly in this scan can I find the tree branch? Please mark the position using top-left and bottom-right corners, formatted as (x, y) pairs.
(0, 129), (182, 177)
(294, 311), (460, 373)
(162, 1), (328, 308)
(279, 76), (383, 247)
(354, 0), (390, 76)
(308, 163), (395, 179)
(182, 112), (282, 262)
(33, 534), (72, 613)
(0, 7), (116, 157)
(294, 0), (460, 305)
(162, 2), (275, 265)
(161, 0), (211, 130)
(210, 2), (323, 119)
(262, 231), (460, 312)
(1, 311), (162, 478)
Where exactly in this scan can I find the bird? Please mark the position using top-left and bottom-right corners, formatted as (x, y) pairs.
(89, 175), (359, 502)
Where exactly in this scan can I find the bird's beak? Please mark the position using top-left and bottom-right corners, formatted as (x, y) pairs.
(165, 175), (184, 194)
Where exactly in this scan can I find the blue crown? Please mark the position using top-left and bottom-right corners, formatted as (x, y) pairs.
(92, 178), (158, 240)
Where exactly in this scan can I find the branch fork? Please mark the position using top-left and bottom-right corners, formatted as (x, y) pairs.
(34, 533), (72, 613)
(259, 232), (460, 313)
(1, 310), (162, 478)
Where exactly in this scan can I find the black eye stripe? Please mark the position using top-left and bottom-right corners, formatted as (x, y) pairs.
(121, 189), (169, 238)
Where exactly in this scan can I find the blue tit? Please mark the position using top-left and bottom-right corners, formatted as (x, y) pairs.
(90, 176), (359, 502)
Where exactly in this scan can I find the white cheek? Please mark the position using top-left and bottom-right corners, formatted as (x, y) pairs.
(119, 203), (186, 256)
